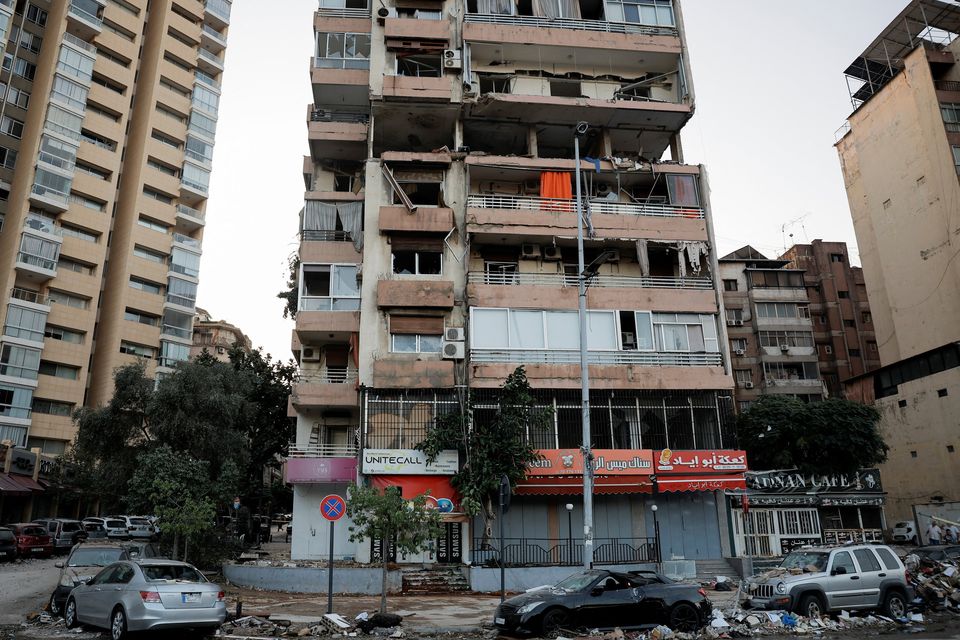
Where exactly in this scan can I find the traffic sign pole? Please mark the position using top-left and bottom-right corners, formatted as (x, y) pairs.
(319, 494), (346, 614)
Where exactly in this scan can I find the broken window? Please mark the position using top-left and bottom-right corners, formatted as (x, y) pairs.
(478, 74), (512, 94)
(396, 7), (442, 18)
(484, 261), (518, 284)
(300, 264), (360, 310)
(391, 238), (444, 275)
(549, 79), (581, 98)
(397, 54), (442, 78)
(316, 32), (371, 69)
(320, 0), (369, 9)
(391, 170), (445, 206)
(469, 0), (516, 14)
(665, 174), (699, 207)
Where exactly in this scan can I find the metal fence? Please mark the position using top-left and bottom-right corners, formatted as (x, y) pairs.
(463, 13), (678, 37)
(472, 537), (657, 567)
(467, 272), (712, 290)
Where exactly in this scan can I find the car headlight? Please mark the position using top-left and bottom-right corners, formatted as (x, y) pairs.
(776, 583), (787, 595)
(59, 576), (76, 588)
(517, 601), (543, 615)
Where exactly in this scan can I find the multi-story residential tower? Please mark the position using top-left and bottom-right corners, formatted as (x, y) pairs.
(780, 240), (880, 398)
(0, 0), (231, 455)
(719, 246), (824, 413)
(289, 0), (743, 565)
(190, 307), (250, 362)
(836, 0), (960, 521)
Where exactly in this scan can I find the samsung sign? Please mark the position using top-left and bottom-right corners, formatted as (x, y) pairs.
(362, 449), (458, 475)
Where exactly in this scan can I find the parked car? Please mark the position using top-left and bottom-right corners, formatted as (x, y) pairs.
(112, 515), (156, 540)
(82, 523), (107, 540)
(123, 541), (164, 560)
(742, 545), (910, 618)
(64, 559), (227, 639)
(909, 545), (960, 563)
(6, 523), (53, 558)
(892, 521), (918, 545)
(494, 569), (711, 636)
(0, 527), (17, 561)
(83, 517), (129, 540)
(49, 542), (131, 616)
(33, 519), (88, 553)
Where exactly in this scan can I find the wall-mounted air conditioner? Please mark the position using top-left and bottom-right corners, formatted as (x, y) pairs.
(301, 347), (321, 362)
(443, 49), (462, 70)
(445, 327), (465, 342)
(521, 243), (541, 259)
(743, 381), (754, 389)
(543, 246), (562, 261)
(734, 349), (745, 356)
(442, 340), (465, 360)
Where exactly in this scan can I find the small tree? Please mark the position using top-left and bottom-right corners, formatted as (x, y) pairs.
(418, 366), (549, 544)
(346, 484), (443, 614)
(737, 395), (888, 474)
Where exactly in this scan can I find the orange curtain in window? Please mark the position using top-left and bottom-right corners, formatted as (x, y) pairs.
(540, 172), (573, 200)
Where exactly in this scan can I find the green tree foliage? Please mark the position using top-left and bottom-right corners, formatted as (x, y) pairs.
(126, 445), (216, 562)
(277, 254), (300, 320)
(418, 367), (548, 542)
(737, 395), (888, 474)
(346, 484), (443, 613)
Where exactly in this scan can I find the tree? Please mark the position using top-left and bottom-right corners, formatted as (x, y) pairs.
(737, 395), (888, 474)
(346, 484), (443, 614)
(126, 445), (217, 562)
(277, 254), (300, 320)
(418, 367), (548, 544)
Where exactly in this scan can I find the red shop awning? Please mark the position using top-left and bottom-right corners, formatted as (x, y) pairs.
(0, 473), (30, 496)
(657, 475), (746, 493)
(7, 474), (44, 492)
(516, 476), (654, 496)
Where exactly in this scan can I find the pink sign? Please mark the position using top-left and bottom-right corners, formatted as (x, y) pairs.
(287, 457), (357, 484)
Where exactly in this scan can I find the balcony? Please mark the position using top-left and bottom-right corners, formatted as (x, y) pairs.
(197, 48), (224, 75)
(308, 106), (369, 161)
(201, 23), (227, 52)
(204, 0), (231, 28)
(173, 233), (202, 251)
(311, 59), (370, 108)
(29, 184), (70, 213)
(376, 279), (454, 309)
(379, 206), (453, 233)
(467, 272), (715, 313)
(286, 444), (358, 484)
(10, 288), (51, 309)
(372, 359), (454, 389)
(289, 443), (359, 458)
(471, 349), (722, 367)
(295, 308), (360, 344)
(464, 13), (678, 38)
(763, 378), (822, 388)
(67, 0), (104, 39)
(291, 370), (359, 409)
(382, 75), (451, 102)
(175, 203), (206, 232)
(383, 17), (450, 42)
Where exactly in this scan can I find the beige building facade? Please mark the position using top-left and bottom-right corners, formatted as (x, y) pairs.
(290, 0), (744, 564)
(837, 0), (960, 521)
(190, 307), (251, 362)
(0, 0), (231, 455)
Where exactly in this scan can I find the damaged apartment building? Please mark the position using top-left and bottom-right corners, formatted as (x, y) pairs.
(287, 0), (746, 566)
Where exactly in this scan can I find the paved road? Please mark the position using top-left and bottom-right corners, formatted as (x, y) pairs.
(0, 556), (60, 624)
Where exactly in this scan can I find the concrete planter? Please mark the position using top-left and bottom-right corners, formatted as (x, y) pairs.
(224, 565), (402, 595)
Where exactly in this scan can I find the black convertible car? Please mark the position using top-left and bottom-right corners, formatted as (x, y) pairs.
(494, 569), (712, 636)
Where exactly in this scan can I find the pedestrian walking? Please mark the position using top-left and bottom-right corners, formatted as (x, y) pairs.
(927, 521), (943, 545)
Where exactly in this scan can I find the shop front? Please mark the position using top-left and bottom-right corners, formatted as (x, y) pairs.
(0, 446), (50, 522)
(730, 469), (886, 557)
(288, 455), (358, 560)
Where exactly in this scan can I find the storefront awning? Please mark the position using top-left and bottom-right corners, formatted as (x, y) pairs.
(516, 476), (654, 496)
(657, 475), (746, 493)
(7, 474), (43, 492)
(0, 473), (31, 495)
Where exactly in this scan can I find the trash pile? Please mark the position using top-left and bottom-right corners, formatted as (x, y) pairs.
(905, 553), (960, 611)
(220, 612), (407, 639)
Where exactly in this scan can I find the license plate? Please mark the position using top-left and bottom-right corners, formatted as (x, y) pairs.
(32, 547), (42, 552)
(495, 617), (506, 625)
(182, 593), (201, 603)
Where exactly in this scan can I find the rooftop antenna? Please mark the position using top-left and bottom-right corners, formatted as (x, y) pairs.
(781, 213), (811, 255)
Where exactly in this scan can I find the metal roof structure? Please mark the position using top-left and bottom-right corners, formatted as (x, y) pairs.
(844, 0), (960, 110)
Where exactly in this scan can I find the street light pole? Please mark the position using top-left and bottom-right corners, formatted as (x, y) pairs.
(651, 504), (661, 565)
(574, 122), (594, 570)
(565, 503), (574, 565)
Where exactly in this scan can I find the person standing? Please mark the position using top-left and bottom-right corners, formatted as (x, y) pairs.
(927, 521), (943, 545)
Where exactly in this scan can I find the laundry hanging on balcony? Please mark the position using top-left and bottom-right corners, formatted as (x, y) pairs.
(635, 239), (650, 277)
(302, 201), (364, 251)
(540, 171), (574, 216)
(675, 241), (709, 278)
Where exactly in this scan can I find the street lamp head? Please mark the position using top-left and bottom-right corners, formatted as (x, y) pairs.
(565, 503), (574, 511)
(650, 504), (658, 512)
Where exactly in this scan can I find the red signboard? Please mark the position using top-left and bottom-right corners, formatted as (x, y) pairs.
(527, 449), (654, 477)
(654, 449), (748, 475)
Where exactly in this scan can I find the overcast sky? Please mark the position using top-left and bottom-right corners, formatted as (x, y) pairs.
(195, 0), (907, 361)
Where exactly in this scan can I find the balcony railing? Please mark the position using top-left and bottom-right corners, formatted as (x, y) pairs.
(161, 324), (192, 340)
(299, 296), (360, 311)
(165, 294), (196, 309)
(62, 32), (97, 54)
(315, 7), (370, 18)
(17, 252), (56, 271)
(299, 369), (359, 384)
(313, 57), (370, 70)
(30, 184), (70, 207)
(181, 177), (209, 195)
(288, 443), (359, 458)
(176, 204), (205, 220)
(204, 0), (231, 22)
(195, 70), (221, 90)
(473, 536), (657, 567)
(202, 23), (226, 42)
(468, 272), (712, 290)
(822, 529), (884, 546)
(0, 402), (31, 420)
(24, 215), (63, 236)
(763, 378), (822, 388)
(173, 233), (202, 250)
(936, 81), (960, 92)
(310, 108), (369, 124)
(68, 0), (103, 28)
(302, 230), (352, 242)
(471, 349), (723, 367)
(467, 195), (704, 219)
(464, 13), (678, 37)
(10, 287), (50, 306)
(198, 48), (223, 68)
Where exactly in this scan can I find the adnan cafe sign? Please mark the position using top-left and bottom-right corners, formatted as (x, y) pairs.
(739, 469), (885, 507)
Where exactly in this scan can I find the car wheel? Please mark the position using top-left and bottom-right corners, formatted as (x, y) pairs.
(64, 599), (78, 629)
(540, 608), (571, 637)
(110, 606), (128, 640)
(883, 591), (907, 619)
(669, 603), (701, 631)
(797, 594), (824, 619)
(48, 592), (60, 616)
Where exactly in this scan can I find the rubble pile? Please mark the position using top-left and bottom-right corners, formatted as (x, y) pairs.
(219, 612), (406, 639)
(905, 553), (960, 611)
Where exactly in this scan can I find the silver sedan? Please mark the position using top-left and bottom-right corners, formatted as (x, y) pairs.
(63, 559), (226, 640)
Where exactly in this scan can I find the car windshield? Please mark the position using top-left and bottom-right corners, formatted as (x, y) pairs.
(0, 530), (13, 542)
(553, 571), (604, 593)
(130, 518), (150, 526)
(68, 548), (124, 567)
(61, 522), (81, 533)
(106, 520), (125, 528)
(142, 565), (206, 583)
(22, 527), (46, 537)
(781, 551), (829, 572)
(895, 522), (912, 528)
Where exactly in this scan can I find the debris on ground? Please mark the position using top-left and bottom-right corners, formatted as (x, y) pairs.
(218, 610), (410, 638)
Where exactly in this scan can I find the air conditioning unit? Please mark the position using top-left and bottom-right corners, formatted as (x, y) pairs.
(743, 381), (754, 389)
(604, 249), (621, 263)
(443, 49), (462, 70)
(780, 344), (790, 351)
(216, 346), (225, 354)
(521, 243), (541, 259)
(301, 347), (321, 362)
(735, 320), (744, 326)
(445, 327), (465, 342)
(543, 246), (562, 261)
(442, 340), (465, 360)
(734, 348), (745, 356)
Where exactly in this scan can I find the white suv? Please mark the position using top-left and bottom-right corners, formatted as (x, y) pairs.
(743, 545), (911, 619)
